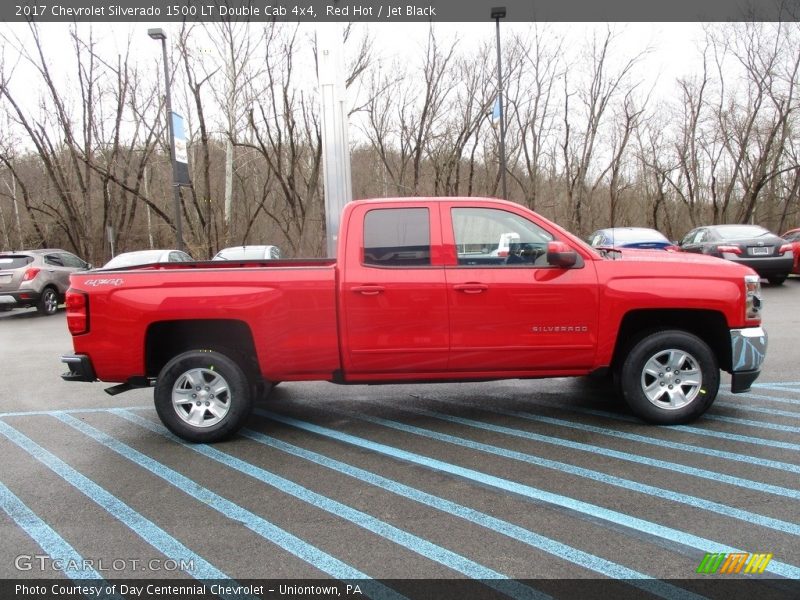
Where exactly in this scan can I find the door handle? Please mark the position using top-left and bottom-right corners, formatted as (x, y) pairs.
(352, 285), (385, 296)
(453, 283), (488, 294)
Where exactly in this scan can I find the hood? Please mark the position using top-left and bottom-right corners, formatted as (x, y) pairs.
(600, 248), (755, 275)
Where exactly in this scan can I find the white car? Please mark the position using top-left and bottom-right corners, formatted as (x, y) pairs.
(101, 249), (193, 269)
(213, 245), (282, 260)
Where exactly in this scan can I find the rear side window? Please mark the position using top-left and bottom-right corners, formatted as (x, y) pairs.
(0, 255), (34, 269)
(44, 254), (64, 267)
(363, 208), (430, 267)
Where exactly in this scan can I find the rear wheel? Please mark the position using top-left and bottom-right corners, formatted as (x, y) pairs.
(767, 275), (786, 285)
(618, 330), (719, 424)
(154, 350), (253, 443)
(37, 287), (59, 315)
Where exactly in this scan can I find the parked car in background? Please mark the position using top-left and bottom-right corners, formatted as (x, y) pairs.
(781, 228), (800, 276)
(679, 224), (793, 285)
(213, 245), (282, 260)
(101, 249), (192, 270)
(0, 249), (91, 315)
(588, 227), (678, 251)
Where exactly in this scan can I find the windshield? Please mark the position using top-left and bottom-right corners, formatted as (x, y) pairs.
(607, 228), (669, 243)
(103, 251), (165, 268)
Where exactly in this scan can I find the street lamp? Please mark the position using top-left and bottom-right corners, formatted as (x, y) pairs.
(148, 27), (184, 250)
(491, 7), (508, 200)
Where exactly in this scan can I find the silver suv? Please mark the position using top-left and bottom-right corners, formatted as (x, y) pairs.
(0, 249), (91, 315)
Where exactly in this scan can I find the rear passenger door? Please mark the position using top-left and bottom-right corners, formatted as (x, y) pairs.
(341, 204), (449, 375)
(43, 253), (74, 294)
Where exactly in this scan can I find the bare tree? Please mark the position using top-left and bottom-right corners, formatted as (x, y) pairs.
(562, 27), (645, 233)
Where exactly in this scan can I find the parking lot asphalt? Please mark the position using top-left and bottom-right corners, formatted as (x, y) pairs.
(1, 281), (799, 599)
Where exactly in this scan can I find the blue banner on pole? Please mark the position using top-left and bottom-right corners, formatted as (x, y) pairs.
(171, 112), (190, 186)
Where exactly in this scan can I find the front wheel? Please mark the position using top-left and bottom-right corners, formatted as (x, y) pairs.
(767, 275), (786, 285)
(154, 350), (253, 443)
(618, 330), (719, 424)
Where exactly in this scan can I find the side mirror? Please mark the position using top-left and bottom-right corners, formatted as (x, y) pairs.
(546, 241), (578, 268)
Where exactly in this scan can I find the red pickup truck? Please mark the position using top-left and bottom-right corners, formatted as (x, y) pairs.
(61, 198), (767, 442)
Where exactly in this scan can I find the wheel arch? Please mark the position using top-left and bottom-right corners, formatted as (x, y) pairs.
(611, 309), (732, 373)
(145, 319), (259, 381)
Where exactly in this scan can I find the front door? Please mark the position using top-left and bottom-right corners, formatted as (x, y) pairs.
(444, 205), (599, 373)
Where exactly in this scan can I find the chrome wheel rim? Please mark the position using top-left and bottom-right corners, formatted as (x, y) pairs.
(44, 290), (58, 314)
(172, 367), (231, 428)
(640, 348), (702, 410)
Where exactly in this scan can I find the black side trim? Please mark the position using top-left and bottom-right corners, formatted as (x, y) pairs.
(60, 354), (97, 382)
(731, 369), (760, 394)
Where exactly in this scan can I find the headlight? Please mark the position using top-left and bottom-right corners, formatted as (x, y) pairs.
(745, 274), (762, 321)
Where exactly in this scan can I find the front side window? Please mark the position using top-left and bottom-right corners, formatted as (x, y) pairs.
(452, 207), (553, 267)
(60, 253), (87, 268)
(363, 208), (431, 267)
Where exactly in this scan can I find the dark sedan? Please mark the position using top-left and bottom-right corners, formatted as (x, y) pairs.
(679, 224), (793, 285)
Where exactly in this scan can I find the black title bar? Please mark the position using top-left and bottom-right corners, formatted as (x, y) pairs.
(5, 0), (800, 23)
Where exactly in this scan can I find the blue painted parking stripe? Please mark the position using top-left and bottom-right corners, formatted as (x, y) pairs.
(256, 409), (800, 580)
(236, 429), (709, 600)
(53, 414), (405, 600)
(705, 414), (800, 434)
(502, 401), (800, 451)
(716, 402), (800, 419)
(734, 391), (800, 406)
(0, 481), (123, 599)
(0, 420), (237, 586)
(108, 411), (545, 600)
(749, 382), (800, 392)
(0, 407), (151, 418)
(323, 405), (800, 536)
(338, 404), (800, 501)
(429, 398), (800, 475)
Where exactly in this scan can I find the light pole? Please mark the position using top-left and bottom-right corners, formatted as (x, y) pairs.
(148, 27), (184, 250)
(491, 6), (508, 200)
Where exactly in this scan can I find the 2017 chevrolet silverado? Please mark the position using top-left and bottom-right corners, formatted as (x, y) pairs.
(61, 198), (767, 442)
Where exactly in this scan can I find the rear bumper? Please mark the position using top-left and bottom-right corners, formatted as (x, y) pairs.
(729, 327), (767, 393)
(726, 255), (793, 277)
(0, 291), (43, 307)
(60, 354), (97, 382)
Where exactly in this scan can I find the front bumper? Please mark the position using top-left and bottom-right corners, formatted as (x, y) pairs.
(729, 327), (767, 393)
(61, 354), (97, 382)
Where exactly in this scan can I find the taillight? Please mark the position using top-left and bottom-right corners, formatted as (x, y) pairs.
(779, 244), (793, 255)
(717, 245), (742, 255)
(22, 268), (41, 281)
(66, 290), (89, 335)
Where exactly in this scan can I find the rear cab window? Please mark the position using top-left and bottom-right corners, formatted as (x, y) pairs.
(363, 208), (431, 267)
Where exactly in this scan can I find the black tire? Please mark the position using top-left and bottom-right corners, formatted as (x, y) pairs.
(154, 349), (253, 443)
(618, 330), (719, 424)
(767, 276), (786, 285)
(37, 287), (59, 315)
